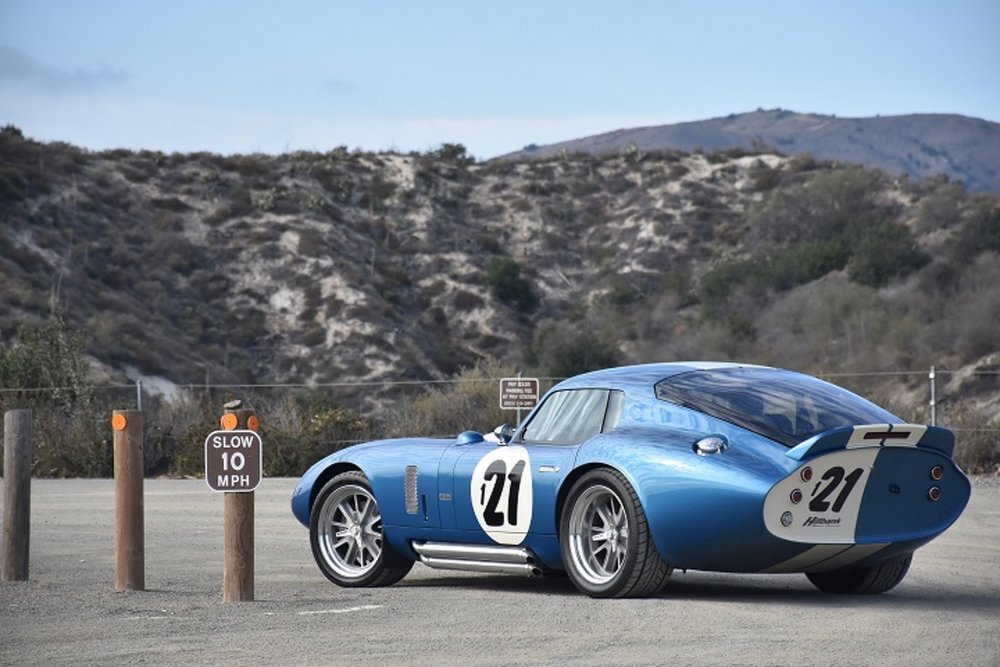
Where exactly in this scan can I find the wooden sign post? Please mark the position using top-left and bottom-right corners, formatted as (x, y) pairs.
(206, 400), (261, 603)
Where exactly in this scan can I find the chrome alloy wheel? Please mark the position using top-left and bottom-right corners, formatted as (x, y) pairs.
(567, 484), (630, 585)
(315, 483), (384, 579)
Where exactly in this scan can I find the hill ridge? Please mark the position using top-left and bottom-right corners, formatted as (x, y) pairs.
(501, 109), (1000, 193)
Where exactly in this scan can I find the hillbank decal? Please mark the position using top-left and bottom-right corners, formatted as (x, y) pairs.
(802, 516), (842, 527)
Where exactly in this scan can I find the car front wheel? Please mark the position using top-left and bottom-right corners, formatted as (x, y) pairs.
(309, 470), (413, 587)
(560, 468), (672, 598)
(806, 554), (912, 594)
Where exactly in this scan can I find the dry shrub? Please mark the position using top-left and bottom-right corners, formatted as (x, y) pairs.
(941, 403), (999, 474)
(389, 358), (520, 438)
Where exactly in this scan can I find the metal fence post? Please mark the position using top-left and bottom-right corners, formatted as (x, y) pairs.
(2, 409), (32, 582)
(929, 366), (937, 427)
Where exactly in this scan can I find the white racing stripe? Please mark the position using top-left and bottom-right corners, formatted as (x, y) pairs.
(806, 543), (890, 572)
(846, 423), (926, 448)
(761, 543), (890, 573)
(760, 545), (851, 573)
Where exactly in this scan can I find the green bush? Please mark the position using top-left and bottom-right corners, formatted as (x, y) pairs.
(699, 259), (770, 320)
(530, 320), (620, 378)
(767, 240), (850, 290)
(0, 319), (91, 412)
(0, 319), (112, 477)
(484, 258), (539, 313)
(846, 220), (929, 287)
(953, 205), (1000, 262)
(751, 167), (886, 246)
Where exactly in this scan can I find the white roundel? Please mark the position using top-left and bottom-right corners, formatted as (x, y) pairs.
(470, 446), (533, 545)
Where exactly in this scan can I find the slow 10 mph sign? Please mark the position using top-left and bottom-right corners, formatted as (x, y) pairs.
(205, 430), (263, 492)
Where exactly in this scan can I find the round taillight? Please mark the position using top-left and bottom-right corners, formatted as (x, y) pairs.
(928, 486), (941, 502)
(790, 489), (803, 504)
(930, 466), (944, 481)
(801, 467), (813, 482)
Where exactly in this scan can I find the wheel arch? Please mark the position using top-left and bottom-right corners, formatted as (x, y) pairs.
(555, 462), (637, 540)
(308, 462), (364, 518)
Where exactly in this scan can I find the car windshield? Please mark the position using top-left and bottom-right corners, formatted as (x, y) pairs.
(654, 367), (900, 447)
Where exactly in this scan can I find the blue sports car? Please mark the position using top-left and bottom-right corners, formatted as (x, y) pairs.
(291, 362), (971, 598)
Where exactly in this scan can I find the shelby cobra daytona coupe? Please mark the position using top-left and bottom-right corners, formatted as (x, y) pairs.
(291, 362), (971, 598)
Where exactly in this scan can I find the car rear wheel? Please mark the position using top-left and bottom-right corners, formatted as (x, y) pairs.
(310, 471), (413, 587)
(806, 554), (912, 594)
(560, 468), (672, 598)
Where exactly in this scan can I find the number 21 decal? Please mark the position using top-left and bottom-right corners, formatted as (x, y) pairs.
(471, 446), (533, 545)
(809, 466), (865, 513)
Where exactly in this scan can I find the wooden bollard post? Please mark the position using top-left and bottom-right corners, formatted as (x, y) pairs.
(2, 409), (32, 582)
(112, 410), (144, 592)
(220, 401), (258, 602)
(224, 491), (254, 601)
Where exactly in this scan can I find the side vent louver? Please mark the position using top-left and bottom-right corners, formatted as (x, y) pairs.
(404, 465), (419, 515)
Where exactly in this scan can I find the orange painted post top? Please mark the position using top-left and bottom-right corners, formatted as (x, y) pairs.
(220, 400), (257, 432)
(111, 413), (128, 431)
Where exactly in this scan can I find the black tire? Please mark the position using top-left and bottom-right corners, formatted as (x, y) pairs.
(806, 554), (912, 594)
(559, 468), (672, 598)
(309, 471), (413, 587)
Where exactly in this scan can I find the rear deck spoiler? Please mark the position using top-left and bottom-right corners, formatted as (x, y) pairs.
(786, 424), (955, 461)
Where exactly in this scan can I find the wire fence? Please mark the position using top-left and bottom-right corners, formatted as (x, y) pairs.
(1, 366), (997, 477)
(2, 366), (997, 430)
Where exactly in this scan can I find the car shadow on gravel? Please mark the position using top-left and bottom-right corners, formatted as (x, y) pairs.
(397, 570), (1000, 612)
(398, 572), (580, 596)
(656, 576), (1000, 612)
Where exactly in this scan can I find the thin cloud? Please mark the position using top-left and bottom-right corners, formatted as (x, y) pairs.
(0, 45), (129, 93)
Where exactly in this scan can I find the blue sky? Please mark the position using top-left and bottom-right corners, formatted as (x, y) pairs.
(1, 0), (997, 158)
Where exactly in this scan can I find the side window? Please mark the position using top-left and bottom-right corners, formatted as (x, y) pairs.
(603, 390), (624, 432)
(521, 389), (612, 444)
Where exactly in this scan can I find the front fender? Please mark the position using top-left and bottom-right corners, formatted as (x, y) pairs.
(290, 438), (452, 528)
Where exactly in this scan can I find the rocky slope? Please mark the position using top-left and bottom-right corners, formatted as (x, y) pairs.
(1, 126), (998, 424)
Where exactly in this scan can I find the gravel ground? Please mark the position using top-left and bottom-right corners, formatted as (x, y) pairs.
(1, 476), (998, 667)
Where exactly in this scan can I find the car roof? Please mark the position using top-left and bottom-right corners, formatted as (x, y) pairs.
(551, 361), (773, 394)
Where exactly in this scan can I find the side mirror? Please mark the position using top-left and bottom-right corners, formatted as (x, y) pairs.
(493, 423), (515, 445)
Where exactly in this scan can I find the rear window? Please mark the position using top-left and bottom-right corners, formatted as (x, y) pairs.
(654, 367), (900, 447)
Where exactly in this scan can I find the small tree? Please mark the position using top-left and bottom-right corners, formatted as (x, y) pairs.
(0, 318), (110, 477)
(429, 143), (475, 166)
(0, 318), (92, 411)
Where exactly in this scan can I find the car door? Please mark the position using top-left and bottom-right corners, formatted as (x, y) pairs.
(443, 389), (623, 545)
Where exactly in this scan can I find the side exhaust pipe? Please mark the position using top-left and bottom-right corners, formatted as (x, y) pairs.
(411, 541), (543, 577)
